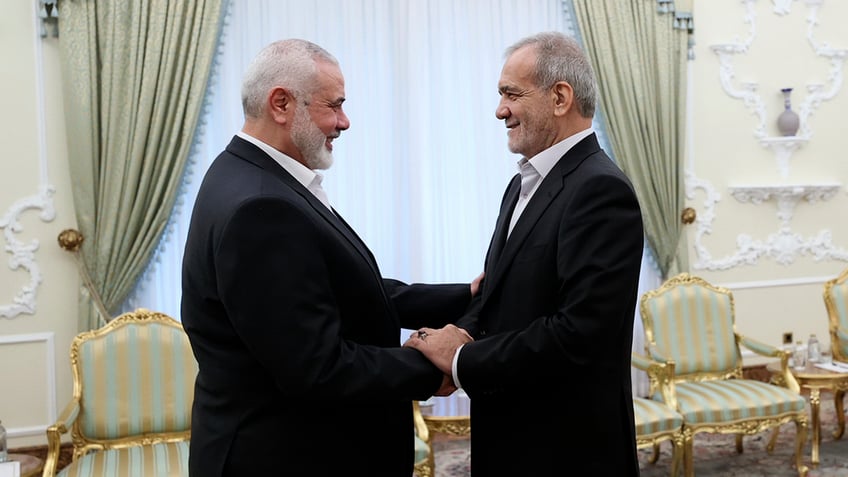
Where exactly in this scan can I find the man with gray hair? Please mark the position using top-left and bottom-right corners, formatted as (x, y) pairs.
(182, 39), (479, 476)
(405, 31), (644, 476)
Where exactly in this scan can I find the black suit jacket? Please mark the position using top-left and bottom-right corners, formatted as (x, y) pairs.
(456, 134), (644, 476)
(181, 135), (471, 476)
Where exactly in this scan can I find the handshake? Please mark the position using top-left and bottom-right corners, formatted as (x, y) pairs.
(403, 324), (474, 396)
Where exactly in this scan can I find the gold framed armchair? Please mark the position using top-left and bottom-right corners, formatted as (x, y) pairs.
(631, 353), (686, 477)
(42, 309), (197, 477)
(823, 266), (848, 439)
(640, 273), (808, 477)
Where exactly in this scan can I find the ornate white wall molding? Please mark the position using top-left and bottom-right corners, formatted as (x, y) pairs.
(1, 12), (56, 318)
(0, 186), (56, 317)
(685, 168), (726, 269)
(729, 183), (840, 222)
(693, 183), (848, 269)
(687, 168), (848, 269)
(709, 0), (845, 177)
(0, 332), (57, 436)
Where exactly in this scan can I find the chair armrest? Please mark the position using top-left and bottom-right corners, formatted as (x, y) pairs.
(645, 344), (671, 364)
(836, 325), (848, 342)
(43, 399), (80, 477)
(631, 353), (678, 411)
(738, 334), (783, 358)
(412, 401), (429, 443)
(737, 334), (799, 392)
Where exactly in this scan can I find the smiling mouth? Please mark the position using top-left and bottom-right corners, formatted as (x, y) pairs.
(326, 136), (338, 150)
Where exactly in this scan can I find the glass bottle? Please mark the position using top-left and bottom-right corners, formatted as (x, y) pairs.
(793, 341), (806, 370)
(807, 334), (822, 363)
(0, 419), (7, 463)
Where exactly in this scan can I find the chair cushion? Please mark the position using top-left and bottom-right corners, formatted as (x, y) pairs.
(57, 441), (189, 477)
(633, 396), (683, 437)
(660, 380), (805, 426)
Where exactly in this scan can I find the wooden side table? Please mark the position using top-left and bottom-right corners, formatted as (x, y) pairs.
(5, 453), (45, 477)
(766, 361), (848, 467)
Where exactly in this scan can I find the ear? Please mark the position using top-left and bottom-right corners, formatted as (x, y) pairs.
(552, 81), (574, 117)
(269, 87), (296, 124)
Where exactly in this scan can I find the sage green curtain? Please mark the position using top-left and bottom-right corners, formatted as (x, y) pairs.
(58, 0), (227, 331)
(572, 0), (690, 278)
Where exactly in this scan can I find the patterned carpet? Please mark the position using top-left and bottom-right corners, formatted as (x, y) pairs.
(433, 393), (848, 477)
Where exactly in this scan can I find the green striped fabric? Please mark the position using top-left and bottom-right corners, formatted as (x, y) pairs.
(645, 283), (739, 376)
(658, 380), (805, 425)
(57, 441), (189, 477)
(832, 279), (848, 356)
(633, 397), (683, 437)
(77, 322), (197, 440)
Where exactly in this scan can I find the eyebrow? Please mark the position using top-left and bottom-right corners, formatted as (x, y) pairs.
(498, 85), (527, 95)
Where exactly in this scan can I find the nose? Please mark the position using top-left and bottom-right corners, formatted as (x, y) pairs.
(337, 109), (350, 131)
(496, 100), (509, 120)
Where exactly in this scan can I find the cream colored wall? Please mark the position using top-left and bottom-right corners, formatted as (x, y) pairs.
(0, 1), (78, 448)
(689, 0), (848, 352)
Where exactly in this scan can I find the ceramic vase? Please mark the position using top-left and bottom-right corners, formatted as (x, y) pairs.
(777, 87), (800, 137)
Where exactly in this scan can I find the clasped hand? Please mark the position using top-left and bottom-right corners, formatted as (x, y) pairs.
(403, 324), (473, 396)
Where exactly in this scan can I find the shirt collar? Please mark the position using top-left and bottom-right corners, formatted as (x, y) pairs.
(236, 131), (318, 190)
(517, 128), (595, 177)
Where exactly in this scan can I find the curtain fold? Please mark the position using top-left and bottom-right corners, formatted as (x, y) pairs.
(59, 0), (227, 331)
(571, 0), (690, 278)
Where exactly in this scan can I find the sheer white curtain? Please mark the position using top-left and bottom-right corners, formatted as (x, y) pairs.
(125, 0), (657, 403)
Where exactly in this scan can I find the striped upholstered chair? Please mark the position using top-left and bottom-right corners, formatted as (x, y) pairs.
(823, 267), (848, 439)
(640, 274), (809, 477)
(43, 309), (197, 477)
(631, 353), (686, 476)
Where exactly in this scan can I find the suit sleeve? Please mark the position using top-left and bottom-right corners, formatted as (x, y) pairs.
(383, 279), (471, 330)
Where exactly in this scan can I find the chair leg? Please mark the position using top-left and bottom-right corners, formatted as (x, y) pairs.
(684, 431), (695, 477)
(649, 442), (660, 464)
(794, 417), (809, 477)
(767, 425), (780, 453)
(671, 430), (687, 477)
(735, 433), (743, 453)
(834, 389), (845, 440)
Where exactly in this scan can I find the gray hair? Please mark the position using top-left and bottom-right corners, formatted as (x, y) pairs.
(505, 32), (597, 118)
(241, 39), (339, 119)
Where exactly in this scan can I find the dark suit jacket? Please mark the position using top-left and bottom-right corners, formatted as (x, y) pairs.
(181, 135), (471, 476)
(456, 134), (644, 476)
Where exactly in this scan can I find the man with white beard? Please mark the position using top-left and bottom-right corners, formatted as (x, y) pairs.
(181, 39), (480, 476)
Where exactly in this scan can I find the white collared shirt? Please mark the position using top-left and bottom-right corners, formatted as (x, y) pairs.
(236, 131), (334, 211)
(451, 127), (595, 389)
(506, 128), (594, 236)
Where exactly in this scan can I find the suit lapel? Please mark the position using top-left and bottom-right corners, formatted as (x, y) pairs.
(225, 136), (386, 285)
(482, 134), (602, 299)
(485, 174), (521, 272)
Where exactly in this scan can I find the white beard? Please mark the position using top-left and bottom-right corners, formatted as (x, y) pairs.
(291, 104), (334, 170)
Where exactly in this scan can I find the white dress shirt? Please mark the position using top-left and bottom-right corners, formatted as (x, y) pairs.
(236, 131), (334, 211)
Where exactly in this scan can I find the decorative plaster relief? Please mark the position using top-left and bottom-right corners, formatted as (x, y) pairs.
(697, 184), (847, 269)
(686, 169), (726, 269)
(709, 0), (846, 177)
(0, 186), (55, 318)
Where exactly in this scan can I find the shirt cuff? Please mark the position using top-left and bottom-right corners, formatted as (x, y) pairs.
(451, 344), (464, 389)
